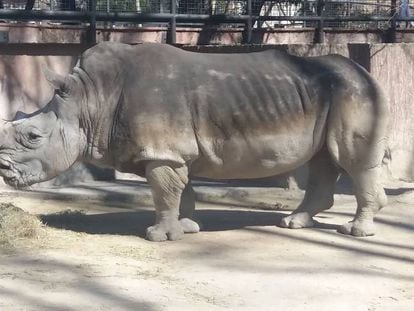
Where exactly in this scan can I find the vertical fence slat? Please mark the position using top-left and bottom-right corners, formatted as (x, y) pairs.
(168, 0), (177, 45)
(314, 0), (325, 44)
(246, 0), (253, 44)
(389, 0), (397, 43)
(87, 0), (97, 45)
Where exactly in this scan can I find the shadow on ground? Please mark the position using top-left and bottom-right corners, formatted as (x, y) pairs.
(40, 204), (414, 268)
(40, 208), (341, 239)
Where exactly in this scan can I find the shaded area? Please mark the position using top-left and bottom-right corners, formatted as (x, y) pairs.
(41, 207), (401, 238)
(245, 226), (414, 265)
(40, 205), (414, 266)
(385, 187), (414, 195)
(0, 253), (160, 311)
(320, 209), (414, 233)
(41, 210), (155, 238)
(26, 179), (414, 214)
(41, 209), (341, 238)
(30, 181), (154, 210)
(2, 180), (413, 310)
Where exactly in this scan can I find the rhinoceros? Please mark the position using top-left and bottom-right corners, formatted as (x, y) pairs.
(0, 42), (388, 241)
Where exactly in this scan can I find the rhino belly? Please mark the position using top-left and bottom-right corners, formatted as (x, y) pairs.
(190, 129), (318, 180)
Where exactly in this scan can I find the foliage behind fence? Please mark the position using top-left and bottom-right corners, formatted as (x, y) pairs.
(0, 0), (399, 30)
(0, 1), (410, 44)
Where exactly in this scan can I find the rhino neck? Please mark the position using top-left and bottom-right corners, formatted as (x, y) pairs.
(73, 67), (123, 165)
(71, 68), (110, 163)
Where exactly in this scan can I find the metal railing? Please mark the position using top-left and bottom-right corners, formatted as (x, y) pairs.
(0, 0), (413, 43)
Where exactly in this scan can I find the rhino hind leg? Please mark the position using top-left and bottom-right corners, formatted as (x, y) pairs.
(280, 147), (339, 229)
(337, 167), (387, 237)
(326, 97), (388, 237)
(145, 161), (197, 242)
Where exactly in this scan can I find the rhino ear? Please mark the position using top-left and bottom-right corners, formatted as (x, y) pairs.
(12, 110), (28, 121)
(43, 67), (67, 91)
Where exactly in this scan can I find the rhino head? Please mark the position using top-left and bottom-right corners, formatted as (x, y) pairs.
(0, 69), (86, 188)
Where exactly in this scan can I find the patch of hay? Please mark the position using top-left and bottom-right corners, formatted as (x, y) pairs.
(0, 202), (45, 247)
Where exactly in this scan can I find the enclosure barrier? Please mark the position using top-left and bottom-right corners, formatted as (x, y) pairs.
(0, 0), (414, 44)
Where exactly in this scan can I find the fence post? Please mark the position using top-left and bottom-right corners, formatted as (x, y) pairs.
(87, 0), (97, 45)
(314, 0), (325, 44)
(246, 0), (253, 44)
(389, 0), (397, 43)
(168, 0), (177, 44)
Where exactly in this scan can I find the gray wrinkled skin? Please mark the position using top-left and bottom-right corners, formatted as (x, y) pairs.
(0, 42), (389, 241)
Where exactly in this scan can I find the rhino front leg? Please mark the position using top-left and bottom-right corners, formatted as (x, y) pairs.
(145, 161), (196, 241)
(179, 181), (201, 233)
(280, 148), (339, 229)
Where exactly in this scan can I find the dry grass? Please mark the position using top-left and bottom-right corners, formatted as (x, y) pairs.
(0, 202), (46, 248)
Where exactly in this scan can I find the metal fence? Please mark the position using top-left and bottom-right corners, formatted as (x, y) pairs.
(0, 0), (412, 43)
(0, 1), (85, 10)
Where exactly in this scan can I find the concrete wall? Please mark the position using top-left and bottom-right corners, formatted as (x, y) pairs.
(369, 44), (414, 181)
(0, 47), (80, 120)
(2, 23), (414, 45)
(0, 42), (413, 186)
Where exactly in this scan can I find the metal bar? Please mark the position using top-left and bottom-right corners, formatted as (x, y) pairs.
(389, 0), (397, 43)
(315, 0), (324, 44)
(0, 10), (247, 23)
(88, 0), (96, 45)
(245, 0), (252, 44)
(169, 0), (177, 45)
(95, 13), (249, 23)
(304, 0), (391, 7)
(256, 16), (397, 22)
(0, 10), (90, 21)
(95, 14), (414, 23)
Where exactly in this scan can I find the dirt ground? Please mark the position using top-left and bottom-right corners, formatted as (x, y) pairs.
(0, 180), (413, 311)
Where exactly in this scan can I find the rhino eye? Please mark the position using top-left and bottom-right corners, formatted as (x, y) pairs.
(28, 131), (42, 141)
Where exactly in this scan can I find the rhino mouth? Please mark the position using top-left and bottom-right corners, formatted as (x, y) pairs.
(0, 159), (25, 188)
(0, 156), (47, 188)
(3, 176), (19, 187)
(2, 173), (29, 189)
(0, 159), (14, 179)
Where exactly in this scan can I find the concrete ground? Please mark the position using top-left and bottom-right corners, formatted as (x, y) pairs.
(0, 180), (413, 311)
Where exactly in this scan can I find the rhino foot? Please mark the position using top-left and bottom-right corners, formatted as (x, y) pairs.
(280, 212), (315, 229)
(146, 222), (184, 242)
(180, 218), (200, 233)
(146, 218), (200, 242)
(338, 220), (375, 237)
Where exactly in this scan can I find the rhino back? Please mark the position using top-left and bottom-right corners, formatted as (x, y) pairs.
(131, 46), (334, 178)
